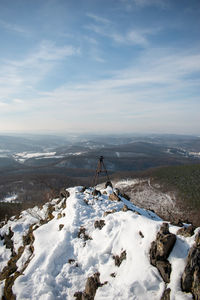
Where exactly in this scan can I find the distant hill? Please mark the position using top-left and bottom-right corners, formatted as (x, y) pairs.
(150, 163), (200, 209)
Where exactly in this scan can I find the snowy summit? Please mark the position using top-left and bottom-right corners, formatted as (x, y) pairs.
(0, 184), (200, 299)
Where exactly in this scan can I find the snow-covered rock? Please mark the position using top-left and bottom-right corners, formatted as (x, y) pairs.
(0, 185), (199, 300)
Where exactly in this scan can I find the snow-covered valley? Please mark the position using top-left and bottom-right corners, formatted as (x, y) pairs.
(0, 184), (199, 300)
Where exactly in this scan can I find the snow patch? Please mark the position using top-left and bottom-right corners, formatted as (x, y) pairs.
(0, 194), (18, 203)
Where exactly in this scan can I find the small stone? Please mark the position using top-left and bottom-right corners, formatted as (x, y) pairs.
(68, 259), (75, 264)
(177, 225), (195, 237)
(78, 227), (92, 241)
(81, 186), (87, 193)
(103, 209), (116, 217)
(105, 181), (113, 188)
(109, 193), (120, 202)
(92, 189), (101, 197)
(59, 224), (64, 231)
(139, 231), (144, 238)
(94, 220), (105, 230)
(121, 193), (130, 200)
(122, 205), (128, 212)
(113, 250), (127, 267)
(57, 213), (62, 219)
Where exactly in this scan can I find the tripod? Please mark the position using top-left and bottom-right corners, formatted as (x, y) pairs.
(92, 156), (112, 188)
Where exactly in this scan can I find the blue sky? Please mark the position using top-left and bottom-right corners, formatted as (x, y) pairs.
(0, 0), (200, 135)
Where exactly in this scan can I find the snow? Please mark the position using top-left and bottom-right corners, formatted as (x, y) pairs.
(114, 178), (179, 221)
(0, 185), (199, 299)
(13, 152), (57, 162)
(189, 151), (200, 157)
(0, 194), (18, 203)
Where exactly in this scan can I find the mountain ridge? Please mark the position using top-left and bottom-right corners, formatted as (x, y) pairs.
(0, 183), (199, 299)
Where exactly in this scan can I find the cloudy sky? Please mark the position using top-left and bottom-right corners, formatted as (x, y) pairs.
(0, 0), (200, 135)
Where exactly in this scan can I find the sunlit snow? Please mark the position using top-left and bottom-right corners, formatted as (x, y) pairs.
(0, 185), (198, 300)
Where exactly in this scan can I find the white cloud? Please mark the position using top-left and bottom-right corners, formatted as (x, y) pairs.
(34, 41), (80, 61)
(86, 13), (111, 25)
(0, 40), (80, 102)
(86, 23), (151, 46)
(86, 14), (160, 47)
(121, 0), (168, 9)
(132, 0), (166, 7)
(24, 48), (199, 134)
(0, 19), (30, 36)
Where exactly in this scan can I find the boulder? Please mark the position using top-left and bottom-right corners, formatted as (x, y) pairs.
(149, 223), (176, 283)
(84, 272), (101, 299)
(150, 223), (176, 265)
(156, 260), (171, 283)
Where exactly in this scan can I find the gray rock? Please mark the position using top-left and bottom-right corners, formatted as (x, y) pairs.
(94, 220), (105, 230)
(150, 223), (176, 266)
(149, 223), (176, 283)
(156, 260), (171, 283)
(84, 272), (101, 299)
(59, 189), (70, 199)
(105, 181), (113, 188)
(113, 250), (127, 267)
(177, 225), (195, 238)
(92, 189), (101, 197)
(181, 231), (200, 299)
(161, 288), (171, 300)
(109, 193), (120, 202)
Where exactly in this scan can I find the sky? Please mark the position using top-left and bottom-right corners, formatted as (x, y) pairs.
(0, 0), (200, 135)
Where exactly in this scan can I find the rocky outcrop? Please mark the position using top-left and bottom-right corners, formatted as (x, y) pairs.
(181, 231), (200, 299)
(149, 223), (176, 283)
(0, 224), (36, 300)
